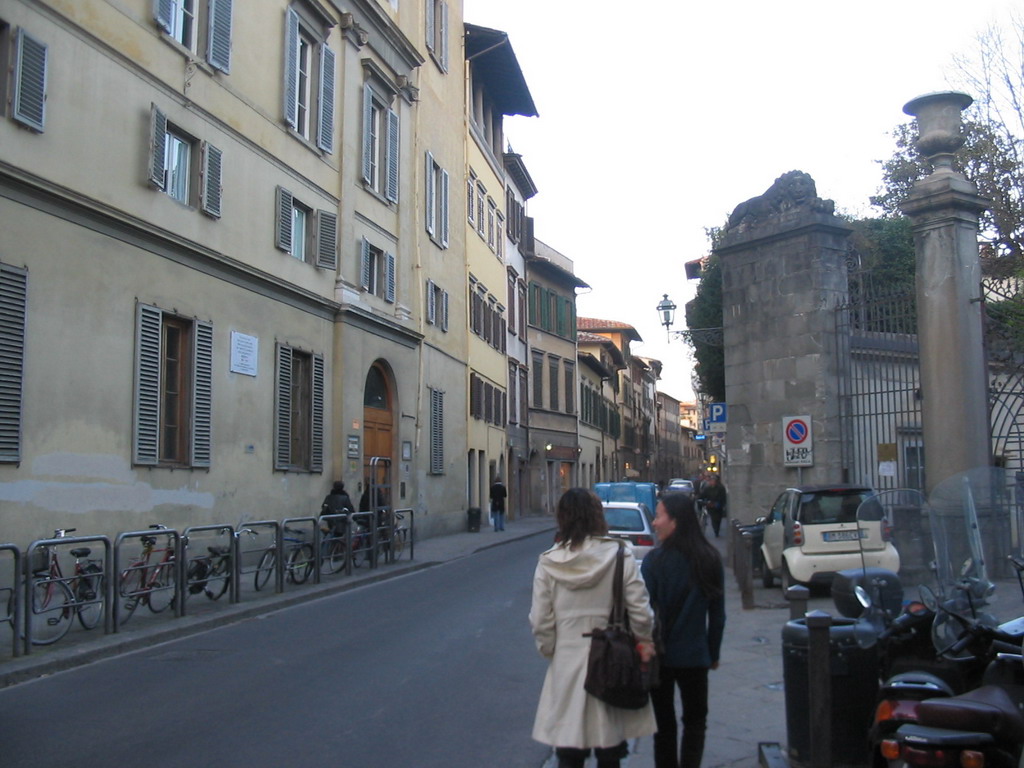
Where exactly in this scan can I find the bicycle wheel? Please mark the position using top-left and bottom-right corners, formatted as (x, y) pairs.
(254, 548), (276, 591)
(118, 566), (145, 625)
(321, 537), (348, 574)
(146, 562), (175, 613)
(75, 564), (104, 630)
(392, 528), (408, 561)
(28, 579), (74, 645)
(204, 556), (230, 600)
(287, 543), (314, 584)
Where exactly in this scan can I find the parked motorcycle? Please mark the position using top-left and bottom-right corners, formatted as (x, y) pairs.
(873, 467), (1024, 767)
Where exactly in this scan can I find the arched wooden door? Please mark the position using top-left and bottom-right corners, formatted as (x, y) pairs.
(362, 362), (394, 507)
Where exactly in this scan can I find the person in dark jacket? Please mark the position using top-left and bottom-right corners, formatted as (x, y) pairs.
(320, 481), (354, 536)
(641, 491), (726, 768)
(697, 474), (727, 537)
(489, 477), (507, 531)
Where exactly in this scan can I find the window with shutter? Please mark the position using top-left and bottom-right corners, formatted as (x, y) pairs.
(274, 343), (324, 473)
(12, 29), (46, 133)
(425, 0), (449, 72)
(0, 264), (27, 463)
(133, 303), (213, 468)
(283, 5), (333, 152)
(275, 186), (294, 252)
(362, 84), (400, 202)
(155, 0), (232, 73)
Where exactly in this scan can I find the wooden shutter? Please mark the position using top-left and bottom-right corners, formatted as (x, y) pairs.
(429, 388), (444, 474)
(314, 210), (338, 270)
(191, 320), (213, 468)
(439, 2), (449, 70)
(275, 186), (293, 252)
(274, 344), (292, 470)
(0, 264), (28, 463)
(361, 85), (374, 184)
(155, 0), (174, 34)
(440, 169), (449, 247)
(207, 0), (233, 73)
(200, 142), (223, 218)
(441, 291), (449, 331)
(311, 354), (324, 472)
(427, 280), (436, 324)
(317, 45), (336, 153)
(386, 110), (400, 203)
(133, 304), (162, 466)
(385, 252), (396, 303)
(425, 0), (435, 54)
(360, 237), (372, 290)
(12, 29), (47, 133)
(425, 152), (435, 237)
(283, 9), (299, 129)
(148, 104), (168, 189)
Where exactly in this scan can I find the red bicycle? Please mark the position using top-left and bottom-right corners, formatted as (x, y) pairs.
(21, 528), (104, 646)
(118, 524), (176, 625)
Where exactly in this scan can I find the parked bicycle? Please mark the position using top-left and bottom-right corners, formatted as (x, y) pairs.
(254, 526), (313, 590)
(378, 510), (409, 563)
(118, 524), (175, 625)
(22, 529), (104, 645)
(186, 528), (255, 600)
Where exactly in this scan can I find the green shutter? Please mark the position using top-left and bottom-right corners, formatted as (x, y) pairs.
(274, 344), (292, 470)
(133, 304), (162, 466)
(207, 0), (233, 73)
(191, 320), (213, 468)
(0, 264), (28, 463)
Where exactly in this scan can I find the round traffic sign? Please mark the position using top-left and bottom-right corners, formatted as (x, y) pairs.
(785, 418), (809, 444)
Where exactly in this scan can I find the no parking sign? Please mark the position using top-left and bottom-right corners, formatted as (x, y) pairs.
(783, 415), (813, 467)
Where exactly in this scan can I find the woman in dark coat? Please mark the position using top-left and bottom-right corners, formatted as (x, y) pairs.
(641, 492), (726, 768)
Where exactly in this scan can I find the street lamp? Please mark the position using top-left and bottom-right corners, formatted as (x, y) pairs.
(656, 294), (724, 347)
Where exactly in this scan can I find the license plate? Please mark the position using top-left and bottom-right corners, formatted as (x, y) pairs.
(823, 530), (863, 542)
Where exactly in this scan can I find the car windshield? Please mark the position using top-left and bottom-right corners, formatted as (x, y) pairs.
(798, 490), (872, 524)
(603, 507), (645, 532)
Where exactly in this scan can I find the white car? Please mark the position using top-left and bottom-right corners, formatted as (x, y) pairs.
(601, 502), (656, 560)
(759, 485), (900, 590)
(666, 479), (695, 495)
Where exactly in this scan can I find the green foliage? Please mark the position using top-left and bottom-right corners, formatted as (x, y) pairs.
(872, 119), (1024, 265)
(684, 254), (725, 402)
(847, 216), (916, 289)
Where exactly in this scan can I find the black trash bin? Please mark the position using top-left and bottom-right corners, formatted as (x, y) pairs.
(782, 616), (879, 768)
(467, 507), (481, 532)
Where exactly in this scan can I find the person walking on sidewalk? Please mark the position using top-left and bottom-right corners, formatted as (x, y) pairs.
(490, 477), (507, 531)
(641, 491), (726, 768)
(529, 488), (657, 768)
(697, 474), (727, 537)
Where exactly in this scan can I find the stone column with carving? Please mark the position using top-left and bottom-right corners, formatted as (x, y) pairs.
(900, 92), (991, 493)
(715, 171), (853, 521)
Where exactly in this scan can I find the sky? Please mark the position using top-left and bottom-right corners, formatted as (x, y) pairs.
(462, 0), (1020, 403)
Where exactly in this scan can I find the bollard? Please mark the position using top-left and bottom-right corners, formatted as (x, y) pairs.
(806, 610), (833, 768)
(739, 532), (754, 609)
(786, 584), (809, 620)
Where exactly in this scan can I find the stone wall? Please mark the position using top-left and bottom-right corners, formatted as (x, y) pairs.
(714, 172), (853, 521)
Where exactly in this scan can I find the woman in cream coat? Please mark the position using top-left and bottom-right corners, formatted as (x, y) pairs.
(530, 488), (657, 768)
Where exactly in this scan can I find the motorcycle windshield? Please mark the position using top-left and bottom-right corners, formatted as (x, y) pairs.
(864, 467), (1024, 657)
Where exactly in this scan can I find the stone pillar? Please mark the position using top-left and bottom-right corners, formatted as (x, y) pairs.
(900, 92), (991, 493)
(715, 172), (853, 522)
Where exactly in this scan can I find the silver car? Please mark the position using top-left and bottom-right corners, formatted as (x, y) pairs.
(601, 501), (656, 560)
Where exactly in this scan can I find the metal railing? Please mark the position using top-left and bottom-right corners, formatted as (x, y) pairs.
(22, 533), (112, 653)
(3, 509), (415, 654)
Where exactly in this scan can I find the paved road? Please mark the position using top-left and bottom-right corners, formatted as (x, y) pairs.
(0, 534), (555, 768)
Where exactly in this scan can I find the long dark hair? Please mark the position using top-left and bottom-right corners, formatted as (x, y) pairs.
(556, 488), (608, 550)
(659, 491), (723, 599)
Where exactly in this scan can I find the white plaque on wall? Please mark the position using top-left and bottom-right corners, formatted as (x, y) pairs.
(230, 331), (258, 376)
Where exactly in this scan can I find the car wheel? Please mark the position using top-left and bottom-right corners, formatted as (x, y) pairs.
(781, 560), (796, 592)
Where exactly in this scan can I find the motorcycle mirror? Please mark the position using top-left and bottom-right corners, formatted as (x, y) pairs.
(855, 585), (872, 611)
